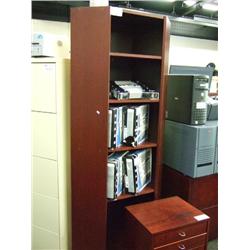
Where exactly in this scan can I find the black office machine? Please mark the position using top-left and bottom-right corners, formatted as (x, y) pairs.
(167, 75), (209, 125)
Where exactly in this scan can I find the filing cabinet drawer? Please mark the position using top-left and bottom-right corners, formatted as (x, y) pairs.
(32, 63), (56, 113)
(32, 193), (59, 234)
(32, 225), (60, 250)
(154, 234), (207, 250)
(32, 156), (58, 198)
(153, 222), (207, 247)
(32, 112), (57, 160)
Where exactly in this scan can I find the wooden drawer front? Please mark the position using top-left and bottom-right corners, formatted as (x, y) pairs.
(32, 63), (56, 113)
(190, 246), (205, 250)
(153, 222), (207, 247)
(154, 234), (207, 250)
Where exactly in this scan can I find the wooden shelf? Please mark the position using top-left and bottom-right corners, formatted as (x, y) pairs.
(108, 142), (157, 153)
(110, 52), (162, 60)
(109, 99), (159, 104)
(109, 186), (154, 203)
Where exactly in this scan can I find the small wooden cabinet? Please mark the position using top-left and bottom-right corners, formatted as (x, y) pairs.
(125, 196), (210, 250)
(161, 166), (218, 240)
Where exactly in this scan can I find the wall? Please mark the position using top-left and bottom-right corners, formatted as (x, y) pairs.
(169, 35), (218, 69)
(32, 20), (218, 68)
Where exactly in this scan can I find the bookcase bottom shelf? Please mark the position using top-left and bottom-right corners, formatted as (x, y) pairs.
(107, 188), (155, 250)
(108, 186), (154, 203)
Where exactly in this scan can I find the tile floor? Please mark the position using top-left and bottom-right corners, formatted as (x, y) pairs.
(208, 239), (218, 250)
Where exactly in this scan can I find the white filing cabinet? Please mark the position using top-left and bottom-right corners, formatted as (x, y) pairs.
(31, 58), (71, 250)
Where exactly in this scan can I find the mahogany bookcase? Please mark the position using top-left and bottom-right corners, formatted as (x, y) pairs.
(71, 6), (170, 250)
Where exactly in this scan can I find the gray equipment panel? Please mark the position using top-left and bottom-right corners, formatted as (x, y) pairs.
(163, 120), (218, 178)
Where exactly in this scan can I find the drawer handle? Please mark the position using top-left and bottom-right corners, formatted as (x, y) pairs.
(178, 244), (186, 250)
(178, 232), (186, 237)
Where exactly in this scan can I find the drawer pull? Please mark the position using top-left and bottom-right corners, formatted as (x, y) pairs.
(178, 232), (186, 237)
(178, 244), (186, 250)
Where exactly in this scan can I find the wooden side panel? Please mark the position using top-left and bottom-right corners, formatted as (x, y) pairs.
(71, 7), (110, 250)
(161, 166), (218, 241)
(125, 209), (153, 250)
(202, 206), (218, 240)
(155, 17), (170, 199)
(189, 174), (218, 209)
(161, 166), (191, 199)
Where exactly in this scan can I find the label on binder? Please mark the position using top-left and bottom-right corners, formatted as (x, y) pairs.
(110, 7), (123, 17)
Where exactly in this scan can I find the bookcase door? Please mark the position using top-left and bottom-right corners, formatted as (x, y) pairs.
(71, 7), (110, 250)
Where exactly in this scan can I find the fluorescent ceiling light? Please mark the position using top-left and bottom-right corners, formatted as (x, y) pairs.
(184, 0), (197, 7)
(202, 3), (218, 11)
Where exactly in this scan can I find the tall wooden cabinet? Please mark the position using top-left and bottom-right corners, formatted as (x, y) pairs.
(71, 7), (170, 250)
(31, 58), (71, 250)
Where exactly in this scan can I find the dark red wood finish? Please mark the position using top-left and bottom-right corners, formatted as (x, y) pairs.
(125, 196), (210, 250)
(161, 166), (218, 240)
(154, 17), (171, 199)
(71, 7), (110, 250)
(154, 234), (207, 250)
(109, 98), (159, 104)
(108, 141), (157, 153)
(71, 7), (170, 250)
(110, 52), (162, 60)
(202, 206), (218, 240)
(153, 222), (207, 247)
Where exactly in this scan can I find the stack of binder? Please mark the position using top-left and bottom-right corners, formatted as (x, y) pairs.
(110, 80), (159, 100)
(106, 149), (152, 199)
(108, 104), (149, 148)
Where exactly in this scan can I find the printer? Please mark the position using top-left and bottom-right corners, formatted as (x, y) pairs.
(163, 120), (218, 178)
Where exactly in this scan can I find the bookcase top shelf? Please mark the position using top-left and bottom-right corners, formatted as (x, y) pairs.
(108, 141), (157, 153)
(110, 52), (162, 60)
